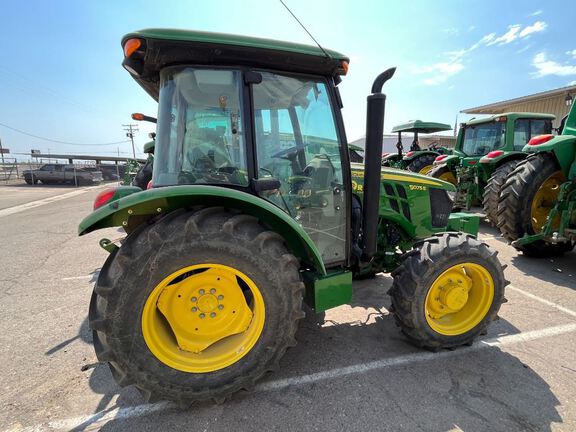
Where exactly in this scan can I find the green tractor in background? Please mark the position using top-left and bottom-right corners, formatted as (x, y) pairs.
(428, 113), (555, 224)
(80, 29), (507, 404)
(130, 112), (157, 189)
(497, 105), (576, 257)
(382, 120), (453, 174)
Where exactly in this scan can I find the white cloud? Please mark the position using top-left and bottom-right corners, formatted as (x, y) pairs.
(486, 21), (547, 46)
(567, 50), (576, 59)
(415, 61), (465, 86)
(468, 25), (476, 32)
(519, 21), (547, 37)
(570, 80), (576, 86)
(442, 27), (459, 35)
(532, 52), (576, 77)
(487, 24), (521, 45)
(413, 21), (547, 85)
(529, 10), (542, 16)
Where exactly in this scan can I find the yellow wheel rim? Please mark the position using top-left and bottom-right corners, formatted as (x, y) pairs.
(530, 171), (566, 232)
(142, 264), (265, 373)
(425, 263), (494, 336)
(438, 171), (457, 185)
(418, 165), (434, 175)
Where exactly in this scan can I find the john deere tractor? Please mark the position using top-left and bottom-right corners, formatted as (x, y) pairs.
(429, 113), (555, 224)
(79, 29), (506, 404)
(382, 120), (453, 174)
(497, 104), (576, 257)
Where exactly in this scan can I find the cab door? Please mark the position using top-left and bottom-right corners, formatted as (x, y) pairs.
(252, 71), (349, 267)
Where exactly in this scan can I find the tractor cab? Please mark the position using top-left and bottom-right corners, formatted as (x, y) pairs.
(383, 120), (452, 174)
(133, 34), (352, 265)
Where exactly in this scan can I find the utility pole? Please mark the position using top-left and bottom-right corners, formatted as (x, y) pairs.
(0, 138), (4, 165)
(122, 124), (139, 159)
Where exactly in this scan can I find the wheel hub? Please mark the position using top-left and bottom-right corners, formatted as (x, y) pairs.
(424, 262), (495, 336)
(156, 268), (253, 354)
(426, 269), (473, 319)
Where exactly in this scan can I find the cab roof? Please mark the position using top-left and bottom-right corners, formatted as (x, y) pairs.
(465, 112), (556, 126)
(122, 29), (350, 101)
(391, 120), (452, 134)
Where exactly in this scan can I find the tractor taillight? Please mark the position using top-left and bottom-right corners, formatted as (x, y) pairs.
(482, 150), (504, 161)
(124, 38), (142, 57)
(147, 181), (153, 190)
(435, 155), (447, 162)
(528, 134), (554, 145)
(406, 151), (414, 157)
(93, 188), (117, 210)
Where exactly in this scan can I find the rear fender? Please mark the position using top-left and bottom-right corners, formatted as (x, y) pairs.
(402, 150), (438, 162)
(79, 185), (326, 274)
(523, 135), (576, 176)
(434, 154), (459, 168)
(478, 151), (527, 177)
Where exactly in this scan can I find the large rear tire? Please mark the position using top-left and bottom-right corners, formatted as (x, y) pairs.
(89, 207), (304, 404)
(497, 154), (574, 257)
(406, 154), (437, 175)
(428, 164), (457, 185)
(482, 160), (520, 226)
(389, 233), (506, 350)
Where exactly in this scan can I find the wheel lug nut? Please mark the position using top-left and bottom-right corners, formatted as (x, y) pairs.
(199, 313), (206, 319)
(218, 295), (224, 300)
(199, 289), (205, 295)
(210, 312), (216, 318)
(218, 305), (224, 310)
(191, 297), (197, 302)
(191, 307), (198, 312)
(210, 288), (216, 294)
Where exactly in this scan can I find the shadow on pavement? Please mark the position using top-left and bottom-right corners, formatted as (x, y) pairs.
(50, 272), (561, 432)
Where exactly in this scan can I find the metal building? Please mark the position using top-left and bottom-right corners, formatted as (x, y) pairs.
(461, 84), (575, 129)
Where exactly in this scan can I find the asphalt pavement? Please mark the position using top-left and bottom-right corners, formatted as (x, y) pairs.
(0, 184), (574, 432)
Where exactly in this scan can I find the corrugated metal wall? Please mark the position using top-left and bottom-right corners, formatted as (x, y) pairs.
(492, 95), (571, 129)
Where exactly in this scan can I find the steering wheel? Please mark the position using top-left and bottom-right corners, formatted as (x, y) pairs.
(271, 143), (310, 159)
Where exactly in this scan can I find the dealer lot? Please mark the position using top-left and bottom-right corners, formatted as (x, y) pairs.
(0, 185), (574, 432)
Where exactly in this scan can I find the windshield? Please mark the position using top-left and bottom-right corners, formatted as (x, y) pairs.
(153, 68), (248, 187)
(461, 121), (505, 156)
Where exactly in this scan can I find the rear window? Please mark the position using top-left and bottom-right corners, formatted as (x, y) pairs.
(462, 122), (505, 156)
(513, 119), (553, 150)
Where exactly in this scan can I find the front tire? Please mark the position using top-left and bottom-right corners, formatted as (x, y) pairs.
(406, 154), (437, 175)
(389, 233), (506, 349)
(89, 207), (304, 404)
(482, 160), (520, 226)
(497, 154), (574, 257)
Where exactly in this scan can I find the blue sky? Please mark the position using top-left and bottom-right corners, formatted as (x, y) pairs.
(0, 0), (575, 159)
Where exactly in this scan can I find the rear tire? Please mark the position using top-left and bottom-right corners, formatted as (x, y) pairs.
(389, 233), (506, 350)
(406, 154), (437, 175)
(428, 164), (457, 185)
(89, 207), (304, 404)
(497, 154), (574, 257)
(482, 160), (520, 226)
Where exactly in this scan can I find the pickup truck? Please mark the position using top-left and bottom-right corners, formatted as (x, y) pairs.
(23, 164), (103, 185)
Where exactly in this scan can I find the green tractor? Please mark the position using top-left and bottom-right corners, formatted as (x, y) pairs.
(429, 113), (555, 224)
(382, 120), (453, 174)
(130, 112), (157, 190)
(497, 105), (576, 257)
(80, 29), (507, 404)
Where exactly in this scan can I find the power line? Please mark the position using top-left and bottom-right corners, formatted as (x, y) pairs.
(0, 121), (130, 146)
